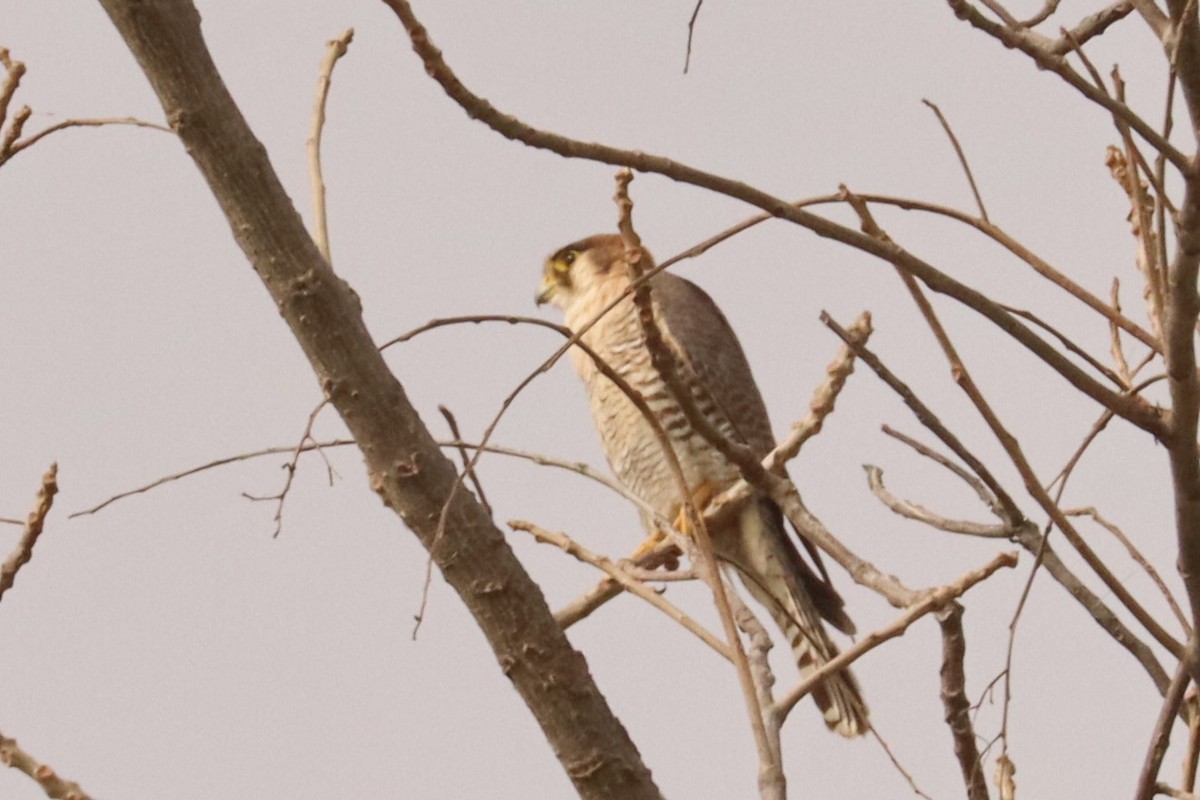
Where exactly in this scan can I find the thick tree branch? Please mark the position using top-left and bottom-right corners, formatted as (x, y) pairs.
(95, 3), (662, 798)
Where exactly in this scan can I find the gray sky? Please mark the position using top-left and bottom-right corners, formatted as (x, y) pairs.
(1, 1), (1182, 797)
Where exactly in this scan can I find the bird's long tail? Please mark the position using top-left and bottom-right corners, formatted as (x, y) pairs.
(726, 501), (869, 738)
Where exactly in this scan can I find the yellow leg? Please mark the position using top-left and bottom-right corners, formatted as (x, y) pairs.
(628, 529), (670, 562)
(672, 480), (717, 538)
(627, 481), (716, 571)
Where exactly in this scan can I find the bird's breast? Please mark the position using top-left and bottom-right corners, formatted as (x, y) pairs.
(566, 302), (739, 521)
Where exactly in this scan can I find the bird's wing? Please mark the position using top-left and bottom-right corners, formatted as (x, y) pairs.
(648, 272), (776, 456)
(649, 271), (853, 632)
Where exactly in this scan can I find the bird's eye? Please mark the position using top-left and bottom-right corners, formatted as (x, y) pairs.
(554, 251), (577, 272)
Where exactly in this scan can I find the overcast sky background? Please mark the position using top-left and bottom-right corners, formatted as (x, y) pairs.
(0, 1), (1187, 798)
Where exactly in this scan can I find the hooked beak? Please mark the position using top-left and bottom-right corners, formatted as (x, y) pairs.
(535, 273), (558, 306)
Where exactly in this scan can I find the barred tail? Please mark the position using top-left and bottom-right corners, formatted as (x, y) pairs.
(729, 501), (869, 737)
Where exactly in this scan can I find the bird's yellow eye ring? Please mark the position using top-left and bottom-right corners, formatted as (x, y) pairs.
(554, 251), (577, 273)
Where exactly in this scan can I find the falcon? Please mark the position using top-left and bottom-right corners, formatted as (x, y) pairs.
(536, 233), (868, 737)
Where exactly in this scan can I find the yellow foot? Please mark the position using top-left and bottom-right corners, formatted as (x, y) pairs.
(627, 530), (681, 571)
(627, 481), (717, 572)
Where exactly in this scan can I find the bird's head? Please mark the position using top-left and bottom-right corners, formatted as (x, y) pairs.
(536, 234), (649, 312)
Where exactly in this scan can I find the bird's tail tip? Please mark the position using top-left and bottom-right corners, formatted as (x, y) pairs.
(814, 669), (870, 738)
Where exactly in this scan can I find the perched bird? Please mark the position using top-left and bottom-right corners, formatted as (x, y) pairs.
(536, 233), (868, 737)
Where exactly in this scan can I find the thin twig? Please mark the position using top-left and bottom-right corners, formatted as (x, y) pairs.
(1107, 134), (1165, 344)
(922, 99), (989, 221)
(1021, 0), (1063, 27)
(869, 726), (935, 800)
(1066, 506), (1192, 633)
(1001, 303), (1125, 387)
(881, 425), (1007, 519)
(1184, 687), (1200, 792)
(1111, 279), (1134, 386)
(439, 406), (492, 518)
(683, 0), (704, 74)
(241, 398), (330, 538)
(1045, 3), (1136, 54)
(307, 28), (354, 264)
(821, 313), (1022, 524)
(510, 520), (731, 660)
(0, 48), (26, 130)
(726, 580), (784, 798)
(2, 116), (172, 165)
(866, 465), (1011, 537)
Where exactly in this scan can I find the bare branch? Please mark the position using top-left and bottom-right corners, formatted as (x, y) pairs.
(0, 726), (93, 800)
(0, 48), (26, 129)
(613, 170), (781, 793)
(683, 0), (704, 74)
(1020, 0), (1063, 28)
(824, 315), (1172, 689)
(1013, 522), (1172, 692)
(1136, 644), (1197, 800)
(1001, 304), (1126, 388)
(1107, 143), (1165, 344)
(768, 311), (871, 470)
(241, 398), (330, 538)
(995, 754), (1017, 800)
(382, 0), (1169, 436)
(725, 584), (785, 800)
(1112, 279), (1135, 386)
(1183, 688), (1200, 791)
(870, 727), (935, 800)
(1055, 3), (1133, 53)
(1157, 783), (1200, 799)
(510, 520), (732, 661)
(944, 0), (1190, 172)
(922, 99), (989, 221)
(0, 464), (58, 605)
(866, 465), (1011, 538)
(822, 313), (1023, 524)
(841, 188), (1186, 658)
(2, 116), (172, 165)
(307, 27), (354, 264)
(1066, 506), (1191, 633)
(775, 551), (1018, 720)
(439, 406), (492, 518)
(940, 602), (992, 800)
(1131, 0), (1171, 40)
(881, 425), (1008, 519)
